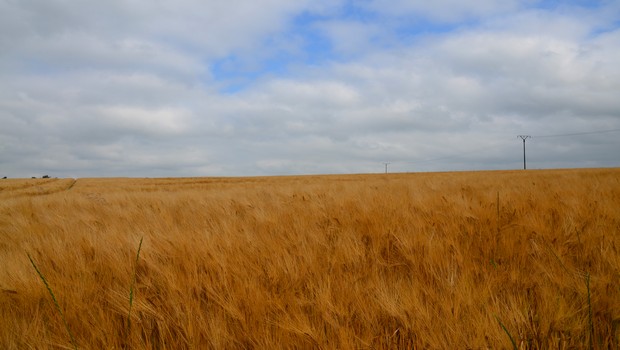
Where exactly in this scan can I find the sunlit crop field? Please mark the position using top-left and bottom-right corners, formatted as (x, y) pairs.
(1, 168), (619, 349)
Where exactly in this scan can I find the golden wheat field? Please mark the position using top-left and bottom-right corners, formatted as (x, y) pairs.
(1, 168), (619, 349)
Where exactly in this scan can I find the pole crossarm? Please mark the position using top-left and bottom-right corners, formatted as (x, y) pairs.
(517, 135), (531, 170)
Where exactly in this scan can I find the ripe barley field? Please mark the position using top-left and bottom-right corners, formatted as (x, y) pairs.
(1, 168), (619, 349)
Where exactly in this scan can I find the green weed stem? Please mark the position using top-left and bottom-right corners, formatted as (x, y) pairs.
(586, 271), (594, 350)
(127, 237), (144, 337)
(28, 254), (78, 350)
(495, 314), (518, 350)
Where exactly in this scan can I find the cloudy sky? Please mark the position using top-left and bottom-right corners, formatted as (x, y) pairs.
(1, 0), (619, 178)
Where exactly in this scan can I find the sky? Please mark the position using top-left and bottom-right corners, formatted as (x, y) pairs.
(1, 0), (619, 178)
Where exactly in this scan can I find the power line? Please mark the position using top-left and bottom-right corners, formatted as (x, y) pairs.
(401, 145), (495, 165)
(377, 127), (619, 172)
(379, 141), (504, 173)
(533, 128), (620, 138)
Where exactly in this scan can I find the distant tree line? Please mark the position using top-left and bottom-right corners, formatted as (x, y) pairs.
(1, 175), (52, 179)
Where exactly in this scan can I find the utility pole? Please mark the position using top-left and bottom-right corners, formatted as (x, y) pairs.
(517, 135), (531, 169)
(383, 162), (390, 174)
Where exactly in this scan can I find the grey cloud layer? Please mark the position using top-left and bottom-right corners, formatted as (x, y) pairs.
(1, 1), (619, 177)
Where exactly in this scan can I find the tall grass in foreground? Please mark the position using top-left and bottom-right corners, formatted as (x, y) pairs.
(0, 168), (619, 348)
(26, 236), (144, 350)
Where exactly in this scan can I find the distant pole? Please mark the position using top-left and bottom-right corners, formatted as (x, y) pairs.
(517, 135), (531, 169)
(383, 162), (390, 174)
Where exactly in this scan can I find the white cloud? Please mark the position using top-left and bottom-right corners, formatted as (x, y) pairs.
(94, 106), (191, 136)
(1, 0), (619, 177)
(261, 79), (361, 108)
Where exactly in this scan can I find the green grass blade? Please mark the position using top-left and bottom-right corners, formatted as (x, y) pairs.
(127, 237), (144, 336)
(495, 314), (518, 350)
(586, 271), (594, 350)
(28, 254), (78, 350)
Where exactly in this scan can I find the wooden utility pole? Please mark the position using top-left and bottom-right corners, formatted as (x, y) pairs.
(517, 135), (531, 169)
(383, 162), (390, 174)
